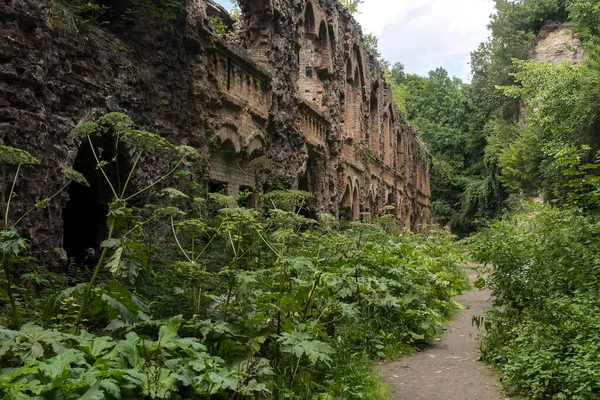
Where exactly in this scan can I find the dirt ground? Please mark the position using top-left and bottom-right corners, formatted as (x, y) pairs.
(377, 267), (511, 400)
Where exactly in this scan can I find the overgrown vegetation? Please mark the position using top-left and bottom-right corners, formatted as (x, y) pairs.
(55, 0), (181, 28)
(470, 201), (600, 398)
(382, 0), (600, 234)
(0, 115), (467, 399)
(460, 1), (600, 398)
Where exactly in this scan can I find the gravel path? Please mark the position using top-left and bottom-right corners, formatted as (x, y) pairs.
(377, 267), (511, 400)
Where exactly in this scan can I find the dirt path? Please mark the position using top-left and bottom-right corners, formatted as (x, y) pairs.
(377, 267), (509, 400)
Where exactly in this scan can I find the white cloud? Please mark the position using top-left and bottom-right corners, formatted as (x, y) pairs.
(355, 0), (495, 81)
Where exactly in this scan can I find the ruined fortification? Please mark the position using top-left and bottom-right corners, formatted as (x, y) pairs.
(1, 0), (430, 262)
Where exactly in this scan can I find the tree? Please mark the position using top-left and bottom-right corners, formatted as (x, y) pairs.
(339, 0), (363, 14)
(363, 33), (381, 59)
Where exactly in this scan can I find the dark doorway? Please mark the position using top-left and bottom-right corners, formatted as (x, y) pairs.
(62, 138), (128, 265)
(298, 167), (317, 219)
(208, 180), (228, 194)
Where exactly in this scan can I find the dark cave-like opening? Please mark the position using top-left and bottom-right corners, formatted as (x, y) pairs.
(298, 169), (317, 219)
(62, 139), (129, 265)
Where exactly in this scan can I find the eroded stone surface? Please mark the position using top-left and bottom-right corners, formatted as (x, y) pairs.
(0, 0), (431, 266)
(533, 24), (584, 66)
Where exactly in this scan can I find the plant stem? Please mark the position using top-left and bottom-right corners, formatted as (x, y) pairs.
(120, 150), (143, 198)
(87, 134), (119, 199)
(302, 272), (322, 322)
(4, 164), (21, 229)
(71, 220), (116, 334)
(171, 216), (193, 262)
(290, 356), (301, 390)
(1, 255), (21, 330)
(124, 156), (185, 202)
(2, 167), (7, 230)
(13, 181), (71, 227)
(115, 132), (122, 194)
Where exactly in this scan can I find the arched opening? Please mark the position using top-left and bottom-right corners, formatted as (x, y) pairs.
(328, 24), (336, 57)
(397, 132), (404, 173)
(382, 113), (389, 164)
(352, 186), (360, 221)
(385, 105), (394, 166)
(315, 21), (330, 73)
(370, 186), (378, 219)
(304, 2), (315, 36)
(62, 137), (130, 265)
(344, 60), (353, 140)
(385, 191), (395, 215)
(352, 45), (365, 91)
(340, 184), (352, 221)
(365, 194), (374, 222)
(369, 90), (380, 154)
(298, 3), (330, 107)
(353, 69), (361, 141)
(297, 154), (319, 219)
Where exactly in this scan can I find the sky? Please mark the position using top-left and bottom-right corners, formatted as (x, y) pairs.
(215, 0), (496, 81)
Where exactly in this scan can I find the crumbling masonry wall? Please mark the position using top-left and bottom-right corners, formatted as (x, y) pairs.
(0, 0), (430, 265)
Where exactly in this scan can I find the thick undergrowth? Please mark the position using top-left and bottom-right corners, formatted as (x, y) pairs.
(0, 117), (467, 399)
(470, 204), (600, 399)
(0, 209), (466, 399)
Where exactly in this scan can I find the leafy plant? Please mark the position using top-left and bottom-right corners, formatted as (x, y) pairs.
(66, 113), (199, 333)
(1, 145), (88, 330)
(470, 203), (600, 399)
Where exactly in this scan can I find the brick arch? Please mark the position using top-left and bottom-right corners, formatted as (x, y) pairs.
(315, 20), (331, 72)
(346, 58), (353, 79)
(217, 124), (241, 153)
(369, 81), (380, 153)
(299, 0), (330, 108)
(246, 133), (266, 158)
(366, 184), (377, 220)
(328, 24), (336, 56)
(352, 185), (360, 221)
(340, 181), (353, 220)
(304, 1), (316, 36)
(352, 44), (366, 96)
(383, 104), (394, 166)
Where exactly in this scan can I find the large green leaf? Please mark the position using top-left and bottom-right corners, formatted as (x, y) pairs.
(0, 228), (27, 257)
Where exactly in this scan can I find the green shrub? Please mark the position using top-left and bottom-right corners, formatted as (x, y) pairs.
(470, 204), (600, 399)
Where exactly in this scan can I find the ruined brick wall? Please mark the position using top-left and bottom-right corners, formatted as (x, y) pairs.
(232, 0), (431, 226)
(0, 0), (430, 266)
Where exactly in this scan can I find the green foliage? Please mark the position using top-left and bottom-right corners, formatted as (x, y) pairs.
(58, 0), (181, 28)
(0, 146), (39, 167)
(567, 0), (600, 40)
(66, 113), (197, 334)
(1, 179), (467, 398)
(211, 16), (229, 35)
(0, 144), (88, 330)
(496, 126), (544, 195)
(339, 0), (363, 15)
(363, 33), (381, 59)
(229, 0), (241, 21)
(0, 317), (251, 399)
(131, 0), (180, 20)
(500, 59), (600, 146)
(389, 65), (505, 234)
(553, 145), (600, 210)
(262, 189), (312, 212)
(470, 204), (600, 399)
